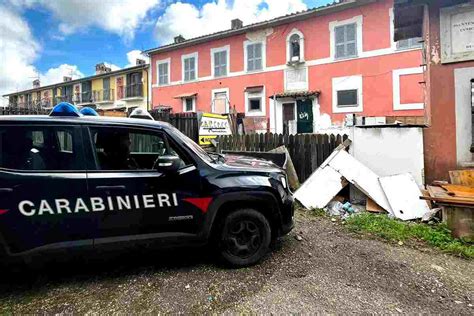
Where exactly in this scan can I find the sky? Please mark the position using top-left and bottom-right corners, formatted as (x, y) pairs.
(0, 0), (334, 104)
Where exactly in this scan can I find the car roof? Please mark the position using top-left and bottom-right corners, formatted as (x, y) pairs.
(0, 115), (172, 130)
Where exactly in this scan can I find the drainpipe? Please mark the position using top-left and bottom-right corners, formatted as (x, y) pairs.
(273, 93), (277, 134)
(144, 67), (150, 110)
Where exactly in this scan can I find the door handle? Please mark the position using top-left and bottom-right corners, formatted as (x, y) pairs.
(0, 188), (13, 193)
(95, 185), (126, 191)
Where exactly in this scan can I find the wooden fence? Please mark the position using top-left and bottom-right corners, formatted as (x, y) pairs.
(217, 133), (348, 182)
(149, 110), (199, 142)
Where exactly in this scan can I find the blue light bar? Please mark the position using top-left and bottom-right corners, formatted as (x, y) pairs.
(50, 102), (82, 117)
(80, 107), (99, 116)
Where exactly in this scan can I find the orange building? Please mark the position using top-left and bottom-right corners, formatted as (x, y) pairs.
(145, 0), (424, 133)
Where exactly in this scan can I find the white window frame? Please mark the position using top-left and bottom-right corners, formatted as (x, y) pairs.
(181, 52), (198, 82)
(286, 29), (305, 63)
(156, 58), (170, 86)
(211, 87), (230, 114)
(245, 86), (266, 117)
(329, 15), (363, 61)
(392, 67), (424, 110)
(332, 75), (363, 113)
(211, 45), (230, 78)
(244, 40), (266, 72)
(182, 96), (196, 112)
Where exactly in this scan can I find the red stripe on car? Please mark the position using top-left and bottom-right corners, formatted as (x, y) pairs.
(183, 197), (213, 214)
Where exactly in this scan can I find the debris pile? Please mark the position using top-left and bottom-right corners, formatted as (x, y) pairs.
(421, 170), (474, 239)
(294, 139), (431, 221)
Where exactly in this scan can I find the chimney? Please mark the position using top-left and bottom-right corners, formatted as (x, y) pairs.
(174, 35), (185, 44)
(95, 62), (112, 75)
(33, 79), (40, 88)
(136, 58), (146, 65)
(63, 76), (72, 82)
(231, 18), (243, 30)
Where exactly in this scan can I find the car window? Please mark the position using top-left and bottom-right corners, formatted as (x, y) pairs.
(89, 126), (188, 171)
(0, 125), (83, 171)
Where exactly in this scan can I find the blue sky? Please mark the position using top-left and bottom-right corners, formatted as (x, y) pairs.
(0, 0), (333, 102)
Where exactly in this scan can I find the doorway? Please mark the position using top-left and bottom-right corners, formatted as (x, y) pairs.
(296, 99), (313, 133)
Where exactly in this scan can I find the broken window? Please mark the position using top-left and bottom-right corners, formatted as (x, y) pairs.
(396, 37), (422, 50)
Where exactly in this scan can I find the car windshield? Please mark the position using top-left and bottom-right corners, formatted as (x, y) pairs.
(169, 126), (215, 163)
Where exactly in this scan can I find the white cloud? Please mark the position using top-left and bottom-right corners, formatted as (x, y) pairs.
(39, 64), (84, 86)
(0, 5), (85, 106)
(9, 0), (160, 41)
(154, 0), (307, 44)
(126, 50), (150, 67)
(0, 5), (40, 105)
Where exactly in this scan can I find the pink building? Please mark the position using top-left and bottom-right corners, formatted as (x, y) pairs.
(145, 0), (424, 134)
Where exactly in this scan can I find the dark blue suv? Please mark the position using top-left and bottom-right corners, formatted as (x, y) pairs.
(0, 110), (293, 267)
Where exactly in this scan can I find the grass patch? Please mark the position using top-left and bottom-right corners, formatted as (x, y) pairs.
(345, 213), (474, 259)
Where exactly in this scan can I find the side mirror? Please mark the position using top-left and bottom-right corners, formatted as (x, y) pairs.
(154, 155), (181, 173)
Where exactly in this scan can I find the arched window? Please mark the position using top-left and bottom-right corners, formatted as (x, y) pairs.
(286, 29), (304, 63)
(290, 34), (300, 59)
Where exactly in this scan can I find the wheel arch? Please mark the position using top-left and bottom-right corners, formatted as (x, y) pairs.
(203, 191), (283, 242)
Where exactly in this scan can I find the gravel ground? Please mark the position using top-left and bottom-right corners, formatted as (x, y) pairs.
(0, 210), (472, 314)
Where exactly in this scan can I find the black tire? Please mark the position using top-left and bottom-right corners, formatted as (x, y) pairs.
(217, 208), (271, 267)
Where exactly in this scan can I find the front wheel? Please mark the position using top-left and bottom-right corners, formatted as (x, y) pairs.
(217, 208), (271, 267)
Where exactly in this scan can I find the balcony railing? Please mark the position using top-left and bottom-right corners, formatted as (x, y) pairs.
(93, 89), (115, 102)
(117, 83), (143, 99)
(10, 97), (53, 109)
(55, 95), (74, 104)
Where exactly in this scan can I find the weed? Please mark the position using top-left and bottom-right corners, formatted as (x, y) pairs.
(345, 213), (473, 259)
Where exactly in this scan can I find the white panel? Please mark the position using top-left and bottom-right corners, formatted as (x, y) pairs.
(294, 165), (347, 209)
(454, 67), (474, 165)
(328, 149), (393, 214)
(379, 173), (430, 220)
(351, 127), (425, 187)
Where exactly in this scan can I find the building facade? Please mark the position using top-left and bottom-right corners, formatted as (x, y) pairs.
(394, 0), (474, 183)
(146, 0), (424, 134)
(4, 63), (151, 112)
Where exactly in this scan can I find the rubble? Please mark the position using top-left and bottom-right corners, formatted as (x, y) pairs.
(295, 140), (430, 221)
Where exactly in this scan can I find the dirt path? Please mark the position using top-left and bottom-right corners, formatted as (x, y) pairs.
(0, 210), (472, 314)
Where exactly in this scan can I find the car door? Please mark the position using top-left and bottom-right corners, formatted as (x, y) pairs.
(0, 123), (92, 255)
(84, 125), (203, 243)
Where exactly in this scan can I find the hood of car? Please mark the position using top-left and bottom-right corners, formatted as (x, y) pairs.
(219, 154), (283, 173)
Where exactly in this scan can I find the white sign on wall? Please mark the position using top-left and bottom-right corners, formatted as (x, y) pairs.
(198, 113), (232, 145)
(440, 4), (474, 63)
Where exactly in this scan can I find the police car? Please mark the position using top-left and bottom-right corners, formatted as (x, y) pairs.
(0, 103), (294, 267)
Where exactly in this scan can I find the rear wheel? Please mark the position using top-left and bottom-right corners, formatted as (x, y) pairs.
(217, 208), (271, 267)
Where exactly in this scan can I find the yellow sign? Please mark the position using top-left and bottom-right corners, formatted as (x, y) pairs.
(199, 135), (217, 145)
(198, 113), (232, 145)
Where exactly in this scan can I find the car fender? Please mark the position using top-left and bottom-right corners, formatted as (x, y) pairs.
(199, 190), (283, 240)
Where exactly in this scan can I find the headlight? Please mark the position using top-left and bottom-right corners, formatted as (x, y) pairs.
(279, 175), (288, 189)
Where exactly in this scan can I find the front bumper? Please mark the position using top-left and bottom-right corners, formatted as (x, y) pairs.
(279, 194), (294, 236)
